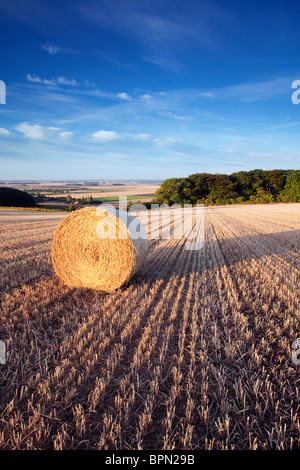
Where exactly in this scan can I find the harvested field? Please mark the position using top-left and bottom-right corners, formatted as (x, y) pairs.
(1, 203), (300, 450)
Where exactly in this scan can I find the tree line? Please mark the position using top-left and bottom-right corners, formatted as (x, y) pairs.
(154, 169), (300, 206)
(0, 187), (36, 207)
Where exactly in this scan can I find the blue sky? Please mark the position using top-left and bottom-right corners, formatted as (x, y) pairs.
(1, 0), (300, 180)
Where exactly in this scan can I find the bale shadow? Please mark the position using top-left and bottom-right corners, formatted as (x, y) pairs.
(132, 229), (300, 284)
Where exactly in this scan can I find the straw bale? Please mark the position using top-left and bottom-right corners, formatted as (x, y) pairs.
(51, 206), (149, 292)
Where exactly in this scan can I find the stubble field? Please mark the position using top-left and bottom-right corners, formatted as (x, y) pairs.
(0, 203), (300, 450)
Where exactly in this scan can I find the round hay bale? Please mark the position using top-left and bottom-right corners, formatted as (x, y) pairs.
(51, 206), (149, 292)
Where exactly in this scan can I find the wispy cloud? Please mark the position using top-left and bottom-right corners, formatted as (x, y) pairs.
(59, 131), (74, 139)
(118, 92), (132, 101)
(0, 128), (11, 136)
(214, 77), (292, 102)
(263, 121), (300, 130)
(16, 122), (45, 139)
(15, 122), (74, 140)
(41, 42), (78, 55)
(159, 111), (192, 121)
(26, 74), (78, 86)
(135, 133), (151, 140)
(78, 0), (230, 71)
(143, 55), (182, 73)
(91, 130), (121, 142)
(153, 137), (179, 146)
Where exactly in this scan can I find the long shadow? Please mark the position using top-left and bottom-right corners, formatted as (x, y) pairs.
(2, 229), (300, 300)
(2, 228), (299, 449)
(132, 229), (300, 283)
(2, 228), (298, 341)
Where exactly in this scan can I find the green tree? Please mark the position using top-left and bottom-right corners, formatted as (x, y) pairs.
(154, 178), (184, 205)
(264, 169), (287, 196)
(231, 171), (256, 200)
(231, 169), (266, 201)
(206, 174), (238, 205)
(250, 188), (274, 204)
(0, 187), (36, 207)
(182, 173), (216, 204)
(155, 169), (300, 207)
(282, 170), (300, 201)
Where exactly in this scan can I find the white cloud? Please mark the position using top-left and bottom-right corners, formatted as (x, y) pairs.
(56, 76), (77, 86)
(92, 130), (121, 142)
(41, 43), (77, 56)
(215, 77), (291, 102)
(198, 91), (216, 98)
(140, 93), (152, 100)
(16, 123), (45, 140)
(26, 74), (53, 85)
(26, 74), (77, 86)
(136, 133), (151, 140)
(153, 137), (178, 146)
(118, 92), (132, 101)
(41, 44), (61, 55)
(159, 111), (191, 120)
(0, 128), (11, 136)
(16, 122), (74, 141)
(59, 131), (74, 139)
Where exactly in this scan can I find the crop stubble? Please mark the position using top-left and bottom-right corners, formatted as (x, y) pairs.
(0, 204), (300, 449)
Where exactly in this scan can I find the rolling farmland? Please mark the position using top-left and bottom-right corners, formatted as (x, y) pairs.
(1, 204), (300, 450)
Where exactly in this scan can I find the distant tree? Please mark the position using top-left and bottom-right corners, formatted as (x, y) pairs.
(231, 169), (274, 201)
(182, 173), (216, 204)
(264, 169), (287, 196)
(251, 169), (265, 191)
(156, 169), (300, 207)
(154, 178), (185, 205)
(282, 170), (300, 202)
(68, 204), (75, 212)
(206, 174), (238, 204)
(231, 171), (256, 199)
(0, 187), (36, 207)
(80, 195), (94, 204)
(250, 188), (275, 204)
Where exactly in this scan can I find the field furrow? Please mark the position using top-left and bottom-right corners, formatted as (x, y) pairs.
(1, 204), (300, 450)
